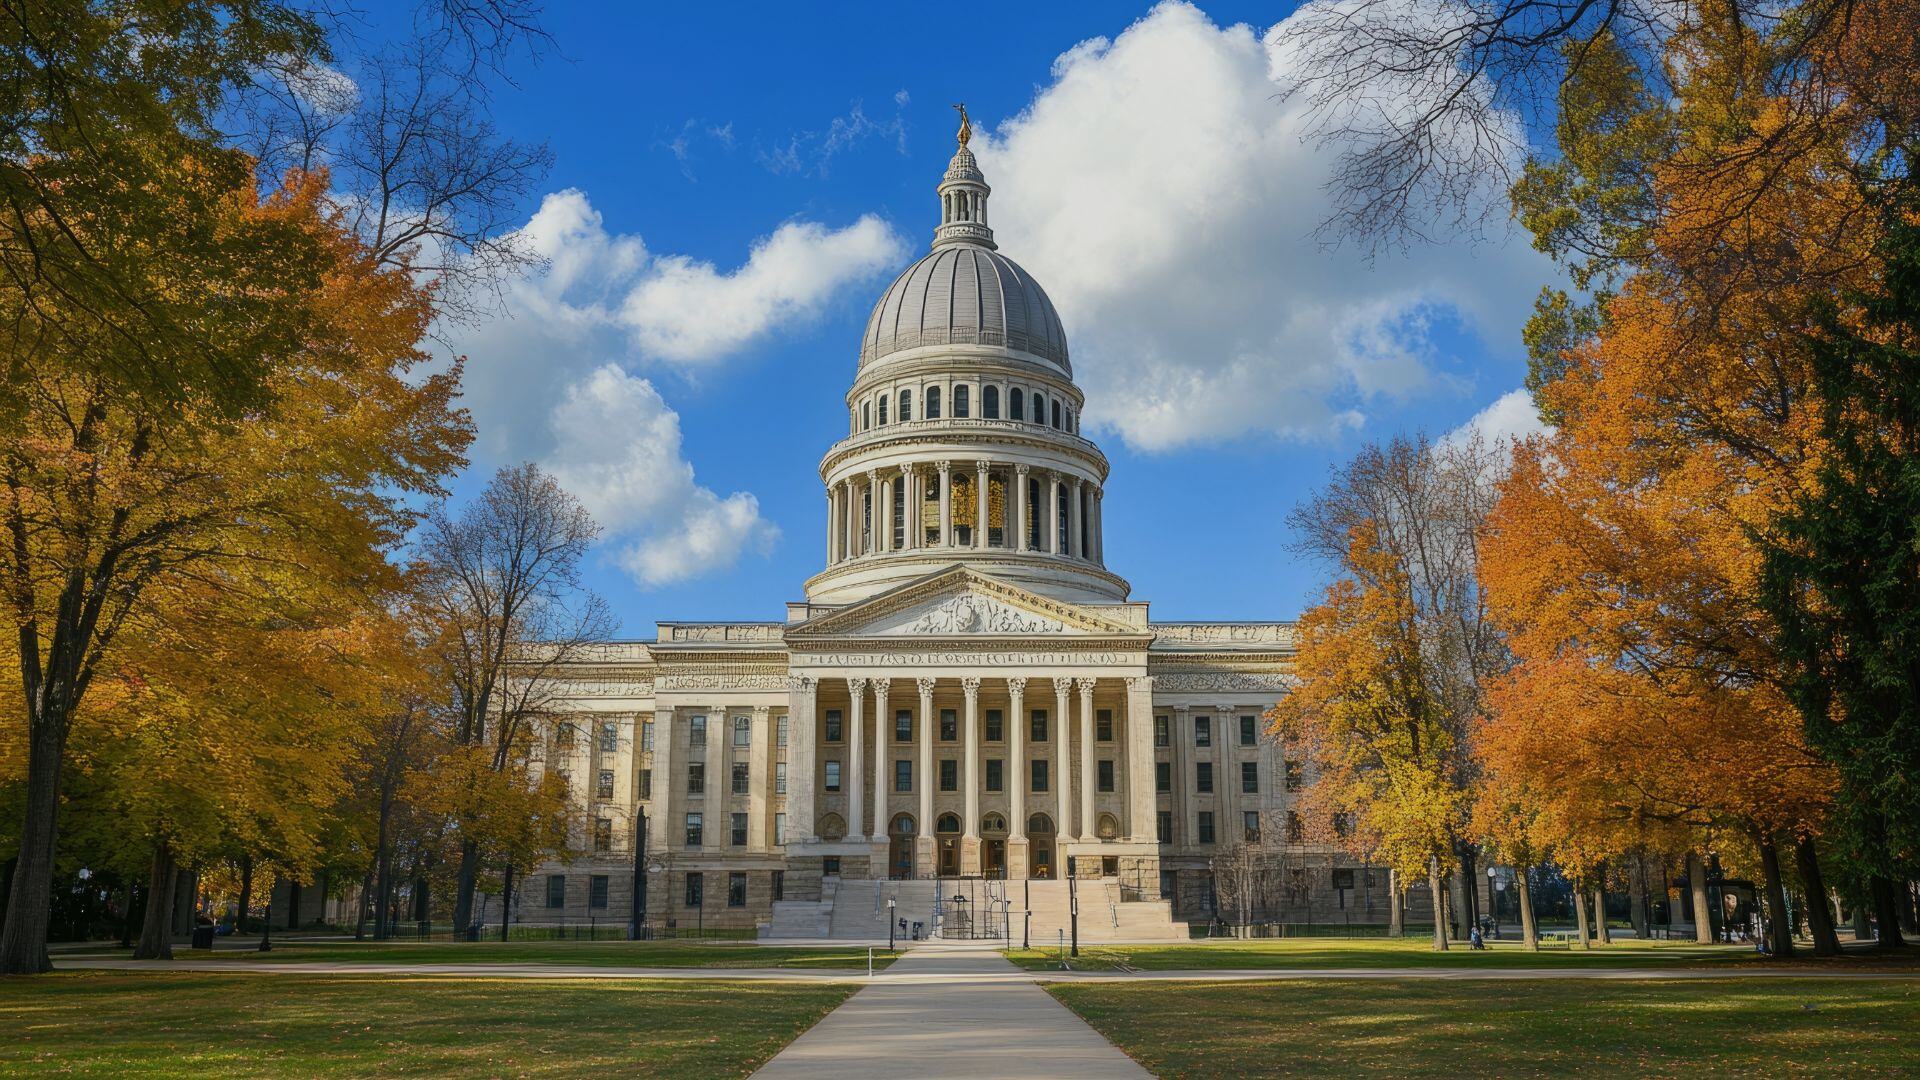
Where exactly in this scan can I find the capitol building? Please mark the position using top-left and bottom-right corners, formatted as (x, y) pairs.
(516, 122), (1391, 941)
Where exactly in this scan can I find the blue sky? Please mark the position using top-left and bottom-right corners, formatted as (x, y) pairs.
(423, 1), (1551, 634)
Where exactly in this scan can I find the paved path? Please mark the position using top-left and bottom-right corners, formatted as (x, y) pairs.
(753, 944), (1151, 1079)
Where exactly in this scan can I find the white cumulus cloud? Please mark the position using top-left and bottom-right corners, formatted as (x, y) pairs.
(1447, 387), (1551, 451)
(971, 1), (1551, 450)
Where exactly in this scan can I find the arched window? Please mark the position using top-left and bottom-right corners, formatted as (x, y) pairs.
(1026, 813), (1055, 835)
(862, 401), (871, 431)
(890, 813), (915, 836)
(1033, 392), (1047, 426)
(954, 384), (970, 418)
(983, 385), (1000, 419)
(982, 813), (1008, 834)
(899, 389), (913, 421)
(926, 386), (942, 419)
(818, 813), (847, 840)
(936, 812), (962, 833)
(878, 394), (888, 425)
(1096, 813), (1121, 840)
(1009, 387), (1024, 421)
(1051, 399), (1062, 429)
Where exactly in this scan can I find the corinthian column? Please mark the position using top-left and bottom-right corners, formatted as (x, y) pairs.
(847, 677), (867, 843)
(1007, 676), (1029, 879)
(869, 469), (886, 555)
(916, 676), (936, 876)
(974, 460), (989, 548)
(1055, 678), (1074, 841)
(871, 679), (890, 842)
(961, 677), (982, 875)
(937, 461), (953, 548)
(1014, 464), (1031, 553)
(1077, 677), (1097, 842)
(1125, 677), (1155, 844)
(787, 678), (817, 844)
(1069, 477), (1084, 559)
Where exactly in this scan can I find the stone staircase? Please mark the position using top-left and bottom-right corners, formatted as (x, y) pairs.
(765, 875), (1186, 943)
(826, 878), (942, 940)
(764, 878), (837, 939)
(1016, 879), (1187, 945)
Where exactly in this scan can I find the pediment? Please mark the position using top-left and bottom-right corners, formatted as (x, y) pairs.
(788, 566), (1143, 640)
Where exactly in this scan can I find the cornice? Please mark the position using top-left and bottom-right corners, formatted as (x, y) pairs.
(820, 419), (1109, 481)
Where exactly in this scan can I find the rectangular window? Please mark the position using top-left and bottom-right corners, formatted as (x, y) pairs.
(688, 762), (705, 795)
(597, 769), (615, 799)
(1284, 759), (1303, 792)
(1097, 759), (1115, 793)
(553, 722), (574, 748)
(1244, 811), (1261, 842)
(1197, 811), (1216, 844)
(823, 857), (841, 877)
(775, 761), (788, 795)
(777, 715), (789, 746)
(734, 715), (751, 746)
(640, 768), (652, 799)
(1096, 709), (1114, 742)
(940, 759), (958, 792)
(642, 720), (655, 751)
(985, 709), (1004, 742)
(774, 813), (787, 845)
(600, 721), (618, 753)
(1030, 710), (1048, 742)
(1333, 868), (1356, 891)
(986, 759), (1003, 792)
(772, 869), (786, 901)
(590, 874), (609, 909)
(1030, 759), (1048, 792)
(1239, 714), (1257, 746)
(825, 709), (844, 742)
(728, 872), (747, 908)
(690, 714), (707, 747)
(825, 760), (842, 792)
(593, 818), (612, 852)
(1195, 716), (1212, 747)
(893, 709), (911, 742)
(546, 874), (566, 908)
(1156, 810), (1173, 844)
(732, 812), (748, 846)
(940, 709), (958, 741)
(1154, 715), (1170, 748)
(731, 761), (749, 795)
(1196, 762), (1214, 794)
(684, 812), (703, 847)
(896, 759), (913, 792)
(685, 871), (704, 907)
(1241, 761), (1259, 793)
(1156, 761), (1171, 793)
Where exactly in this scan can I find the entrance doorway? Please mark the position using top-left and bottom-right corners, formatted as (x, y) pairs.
(982, 813), (1008, 878)
(936, 813), (961, 876)
(888, 814), (916, 879)
(1026, 813), (1056, 879)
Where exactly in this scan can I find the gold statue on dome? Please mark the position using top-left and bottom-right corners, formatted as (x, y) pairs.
(952, 103), (971, 148)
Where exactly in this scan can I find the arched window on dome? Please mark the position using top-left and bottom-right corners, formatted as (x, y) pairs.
(899, 389), (912, 421)
(983, 385), (999, 419)
(862, 401), (871, 431)
(1033, 392), (1047, 426)
(954, 384), (970, 418)
(1009, 387), (1024, 421)
(1051, 399), (1062, 429)
(878, 394), (888, 425)
(926, 386), (942, 419)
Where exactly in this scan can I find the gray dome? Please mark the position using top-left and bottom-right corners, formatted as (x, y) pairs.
(859, 245), (1070, 373)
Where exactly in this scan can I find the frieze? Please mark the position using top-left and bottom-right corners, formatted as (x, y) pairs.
(659, 623), (785, 644)
(1152, 623), (1296, 646)
(1153, 672), (1298, 692)
(657, 673), (793, 691)
(796, 650), (1140, 668)
(549, 680), (655, 698)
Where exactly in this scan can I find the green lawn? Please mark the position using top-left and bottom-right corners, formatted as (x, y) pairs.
(1, 972), (852, 1077)
(1007, 936), (1781, 971)
(1050, 978), (1920, 1077)
(69, 939), (897, 970)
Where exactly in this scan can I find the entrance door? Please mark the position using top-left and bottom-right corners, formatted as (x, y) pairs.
(1026, 812), (1057, 879)
(936, 813), (961, 877)
(887, 814), (916, 879)
(985, 839), (1006, 877)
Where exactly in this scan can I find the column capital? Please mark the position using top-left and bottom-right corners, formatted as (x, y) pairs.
(1125, 675), (1155, 692)
(915, 676), (938, 696)
(935, 459), (953, 475)
(873, 679), (891, 705)
(848, 676), (869, 693)
(1014, 462), (1031, 477)
(1006, 676), (1028, 694)
(1214, 704), (1237, 717)
(960, 676), (982, 697)
(1073, 676), (1097, 696)
(1053, 677), (1072, 697)
(788, 675), (816, 692)
(866, 467), (879, 482)
(752, 704), (771, 719)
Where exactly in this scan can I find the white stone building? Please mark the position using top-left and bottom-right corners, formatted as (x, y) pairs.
(511, 125), (1396, 940)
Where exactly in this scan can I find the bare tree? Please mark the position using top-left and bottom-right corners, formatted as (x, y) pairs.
(415, 464), (611, 931)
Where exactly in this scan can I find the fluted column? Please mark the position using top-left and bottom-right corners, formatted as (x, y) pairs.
(787, 679), (817, 844)
(1046, 474), (1061, 555)
(1069, 477), (1084, 559)
(871, 680), (891, 841)
(961, 677), (982, 874)
(1125, 677), (1155, 842)
(825, 492), (836, 564)
(974, 460), (989, 548)
(749, 705), (771, 852)
(651, 708), (675, 855)
(868, 470), (885, 555)
(937, 461), (953, 548)
(847, 677), (867, 842)
(843, 478), (857, 560)
(1055, 678), (1074, 841)
(1008, 677), (1029, 879)
(1014, 464), (1031, 553)
(1092, 486), (1104, 563)
(703, 702), (727, 853)
(1172, 705), (1191, 847)
(916, 676), (935, 875)
(1078, 678), (1097, 841)
(1216, 705), (1234, 839)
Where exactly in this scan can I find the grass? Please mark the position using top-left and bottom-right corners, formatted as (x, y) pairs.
(1, 972), (854, 1078)
(1005, 936), (1791, 971)
(1049, 978), (1920, 1077)
(67, 938), (899, 970)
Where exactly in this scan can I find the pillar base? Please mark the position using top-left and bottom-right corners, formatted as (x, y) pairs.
(1007, 838), (1031, 881)
(915, 836), (936, 878)
(960, 836), (982, 876)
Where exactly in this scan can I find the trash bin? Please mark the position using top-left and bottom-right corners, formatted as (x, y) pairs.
(190, 925), (216, 950)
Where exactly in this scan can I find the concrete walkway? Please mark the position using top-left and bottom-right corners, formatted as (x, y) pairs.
(753, 943), (1151, 1080)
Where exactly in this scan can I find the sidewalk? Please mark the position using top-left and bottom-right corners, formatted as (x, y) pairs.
(753, 943), (1150, 1079)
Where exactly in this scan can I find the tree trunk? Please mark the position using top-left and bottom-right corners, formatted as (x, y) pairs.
(453, 839), (480, 932)
(1427, 859), (1449, 950)
(1387, 869), (1404, 937)
(1793, 837), (1840, 956)
(1591, 880), (1612, 945)
(1687, 853), (1714, 943)
(133, 844), (179, 960)
(1573, 887), (1591, 949)
(499, 863), (514, 942)
(237, 856), (254, 936)
(0, 713), (70, 974)
(1755, 834), (1796, 957)
(1449, 862), (1472, 939)
(1517, 863), (1538, 950)
(1870, 876), (1906, 949)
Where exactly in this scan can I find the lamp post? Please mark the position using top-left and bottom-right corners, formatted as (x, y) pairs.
(1487, 865), (1501, 940)
(888, 897), (898, 949)
(1067, 856), (1079, 958)
(629, 807), (649, 940)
